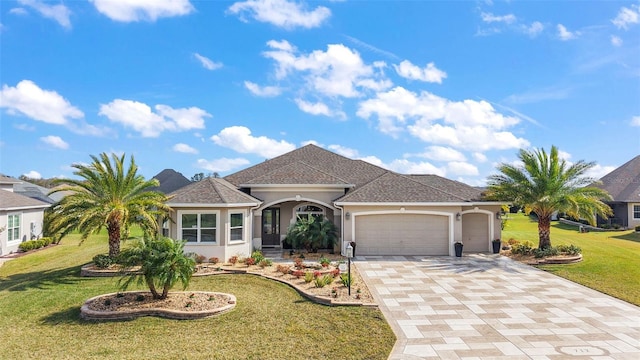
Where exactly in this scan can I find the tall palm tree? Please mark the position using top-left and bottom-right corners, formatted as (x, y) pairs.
(48, 153), (171, 258)
(486, 146), (612, 249)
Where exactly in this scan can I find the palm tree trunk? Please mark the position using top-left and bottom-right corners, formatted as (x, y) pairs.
(107, 221), (121, 258)
(538, 215), (552, 249)
(146, 276), (160, 299)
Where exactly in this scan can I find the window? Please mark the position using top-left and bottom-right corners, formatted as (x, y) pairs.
(295, 204), (324, 220)
(229, 213), (244, 242)
(179, 211), (218, 243)
(634, 205), (640, 219)
(7, 214), (20, 242)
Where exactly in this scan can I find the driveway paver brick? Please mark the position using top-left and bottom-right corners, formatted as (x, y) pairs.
(356, 254), (640, 360)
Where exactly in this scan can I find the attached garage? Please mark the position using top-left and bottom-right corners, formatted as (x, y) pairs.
(461, 213), (490, 252)
(354, 213), (449, 256)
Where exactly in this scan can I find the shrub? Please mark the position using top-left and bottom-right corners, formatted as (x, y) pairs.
(507, 238), (519, 246)
(304, 272), (314, 283)
(340, 273), (351, 287)
(284, 215), (338, 253)
(511, 241), (534, 255)
(276, 264), (290, 274)
(330, 268), (340, 277)
(251, 250), (265, 264)
(228, 256), (238, 265)
(314, 274), (333, 288)
(293, 257), (304, 269)
(18, 239), (46, 252)
(319, 256), (331, 267)
(245, 257), (256, 266)
(292, 269), (304, 278)
(533, 247), (558, 258)
(258, 259), (272, 268)
(93, 254), (115, 269)
(635, 225), (640, 232)
(209, 257), (219, 264)
(313, 270), (322, 278)
(557, 244), (582, 255)
(41, 237), (53, 246)
(194, 254), (207, 264)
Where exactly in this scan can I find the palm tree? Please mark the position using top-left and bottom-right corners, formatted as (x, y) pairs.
(285, 215), (338, 253)
(486, 146), (612, 249)
(117, 236), (195, 299)
(47, 153), (171, 258)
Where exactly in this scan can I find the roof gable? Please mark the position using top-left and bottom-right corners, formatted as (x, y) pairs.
(597, 155), (640, 202)
(336, 172), (471, 203)
(0, 190), (51, 210)
(243, 161), (351, 185)
(168, 177), (260, 205)
(224, 144), (387, 188)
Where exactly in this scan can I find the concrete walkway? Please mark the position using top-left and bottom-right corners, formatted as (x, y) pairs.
(356, 254), (640, 360)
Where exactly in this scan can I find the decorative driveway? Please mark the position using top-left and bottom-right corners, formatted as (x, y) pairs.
(355, 254), (640, 360)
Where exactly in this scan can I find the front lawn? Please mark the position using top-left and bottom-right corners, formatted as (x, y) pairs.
(0, 234), (395, 360)
(502, 214), (640, 306)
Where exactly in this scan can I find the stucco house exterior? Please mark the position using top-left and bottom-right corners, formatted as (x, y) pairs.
(166, 144), (503, 259)
(0, 176), (50, 255)
(595, 155), (640, 229)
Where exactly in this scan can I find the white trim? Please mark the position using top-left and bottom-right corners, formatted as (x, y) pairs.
(227, 210), (247, 245)
(460, 208), (495, 252)
(633, 204), (640, 220)
(6, 212), (22, 244)
(350, 210), (455, 256)
(168, 203), (259, 208)
(177, 210), (220, 244)
(292, 203), (325, 220)
(257, 197), (338, 212)
(335, 201), (505, 207)
(1, 205), (50, 211)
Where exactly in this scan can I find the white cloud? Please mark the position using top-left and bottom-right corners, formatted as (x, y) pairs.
(357, 86), (529, 151)
(22, 170), (42, 179)
(557, 24), (580, 41)
(394, 60), (447, 84)
(386, 159), (446, 176)
(631, 115), (640, 127)
(98, 99), (209, 137)
(414, 146), (466, 162)
(524, 21), (544, 38)
(91, 0), (194, 22)
(610, 35), (623, 47)
(211, 126), (296, 158)
(9, 7), (28, 15)
(263, 40), (390, 98)
(227, 0), (331, 29)
(327, 144), (359, 158)
(173, 143), (198, 154)
(586, 164), (616, 180)
(244, 81), (282, 97)
(193, 53), (223, 70)
(0, 80), (83, 125)
(18, 0), (71, 29)
(447, 161), (479, 176)
(196, 158), (251, 173)
(480, 12), (516, 24)
(558, 150), (572, 161)
(505, 85), (573, 104)
(294, 99), (346, 119)
(40, 135), (69, 149)
(612, 5), (639, 30)
(472, 152), (488, 163)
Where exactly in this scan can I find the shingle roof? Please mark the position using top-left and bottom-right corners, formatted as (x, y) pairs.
(151, 169), (191, 194)
(409, 174), (484, 201)
(224, 144), (387, 189)
(596, 155), (640, 202)
(167, 177), (261, 205)
(243, 161), (351, 185)
(0, 190), (51, 210)
(336, 172), (472, 203)
(0, 175), (21, 185)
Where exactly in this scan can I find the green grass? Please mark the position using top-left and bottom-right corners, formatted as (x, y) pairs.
(0, 234), (395, 360)
(502, 214), (640, 306)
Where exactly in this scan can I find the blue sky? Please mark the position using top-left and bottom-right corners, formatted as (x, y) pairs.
(1, 0), (639, 185)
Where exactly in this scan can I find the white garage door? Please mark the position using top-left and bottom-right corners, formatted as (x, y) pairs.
(355, 214), (449, 256)
(461, 213), (490, 252)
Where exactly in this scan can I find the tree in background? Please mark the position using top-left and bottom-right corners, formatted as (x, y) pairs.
(486, 145), (611, 249)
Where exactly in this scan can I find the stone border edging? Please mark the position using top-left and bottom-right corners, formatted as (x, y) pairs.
(80, 263), (141, 277)
(536, 254), (583, 264)
(80, 291), (236, 321)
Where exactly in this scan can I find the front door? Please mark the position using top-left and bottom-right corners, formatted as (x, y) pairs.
(262, 208), (280, 247)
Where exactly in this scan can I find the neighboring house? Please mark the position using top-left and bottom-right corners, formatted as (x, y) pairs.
(595, 155), (640, 229)
(0, 176), (50, 255)
(151, 169), (191, 194)
(166, 144), (502, 259)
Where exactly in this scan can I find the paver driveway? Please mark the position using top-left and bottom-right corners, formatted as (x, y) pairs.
(356, 254), (640, 360)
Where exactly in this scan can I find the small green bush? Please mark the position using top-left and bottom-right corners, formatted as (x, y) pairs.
(340, 273), (351, 287)
(304, 271), (314, 283)
(41, 237), (53, 246)
(533, 247), (558, 258)
(635, 225), (640, 232)
(18, 239), (48, 252)
(511, 241), (534, 255)
(314, 274), (333, 288)
(259, 258), (272, 268)
(319, 256), (331, 267)
(194, 254), (207, 264)
(93, 254), (115, 269)
(251, 250), (265, 264)
(557, 244), (582, 255)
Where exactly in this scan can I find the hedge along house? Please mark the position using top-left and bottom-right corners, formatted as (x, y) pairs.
(166, 144), (503, 259)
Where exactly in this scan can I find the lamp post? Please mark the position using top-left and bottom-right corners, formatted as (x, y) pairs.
(346, 243), (354, 296)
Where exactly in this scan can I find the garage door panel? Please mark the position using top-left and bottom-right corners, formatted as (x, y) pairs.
(461, 213), (489, 252)
(355, 214), (449, 256)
